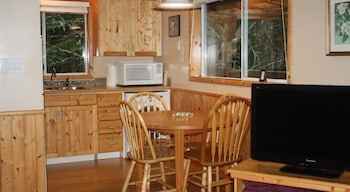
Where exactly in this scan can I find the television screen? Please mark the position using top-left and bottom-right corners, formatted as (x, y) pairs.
(251, 84), (350, 175)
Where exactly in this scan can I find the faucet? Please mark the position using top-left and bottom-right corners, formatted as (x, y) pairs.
(50, 66), (57, 81)
(64, 78), (70, 87)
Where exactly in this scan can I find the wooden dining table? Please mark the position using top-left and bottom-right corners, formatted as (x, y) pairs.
(141, 111), (207, 192)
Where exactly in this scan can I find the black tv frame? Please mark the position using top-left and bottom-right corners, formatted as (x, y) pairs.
(251, 83), (347, 178)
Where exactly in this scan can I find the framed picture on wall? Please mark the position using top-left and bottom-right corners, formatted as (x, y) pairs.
(168, 15), (180, 37)
(327, 0), (350, 55)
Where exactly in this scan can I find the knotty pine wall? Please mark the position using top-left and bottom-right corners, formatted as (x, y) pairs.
(171, 88), (251, 159)
(0, 111), (47, 192)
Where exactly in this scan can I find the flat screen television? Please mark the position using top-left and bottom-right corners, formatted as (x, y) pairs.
(251, 83), (350, 178)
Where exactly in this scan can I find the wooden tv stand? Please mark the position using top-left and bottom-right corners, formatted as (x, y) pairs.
(228, 159), (350, 192)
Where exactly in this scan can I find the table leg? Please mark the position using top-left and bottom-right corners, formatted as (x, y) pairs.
(234, 178), (244, 192)
(175, 129), (185, 192)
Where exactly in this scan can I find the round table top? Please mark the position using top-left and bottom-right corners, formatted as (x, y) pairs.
(141, 111), (207, 134)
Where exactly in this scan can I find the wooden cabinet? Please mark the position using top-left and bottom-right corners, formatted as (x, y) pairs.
(45, 105), (98, 158)
(44, 92), (123, 157)
(97, 93), (123, 153)
(98, 0), (161, 56)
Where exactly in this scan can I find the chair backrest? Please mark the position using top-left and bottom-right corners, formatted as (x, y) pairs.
(206, 95), (251, 164)
(119, 101), (157, 160)
(128, 92), (167, 113)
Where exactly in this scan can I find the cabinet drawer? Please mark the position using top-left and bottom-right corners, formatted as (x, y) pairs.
(99, 133), (123, 152)
(45, 95), (73, 107)
(45, 94), (97, 107)
(98, 107), (120, 120)
(99, 120), (122, 134)
(77, 94), (97, 105)
(97, 93), (122, 107)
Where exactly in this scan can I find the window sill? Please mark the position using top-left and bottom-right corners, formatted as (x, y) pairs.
(189, 76), (287, 87)
(44, 74), (94, 81)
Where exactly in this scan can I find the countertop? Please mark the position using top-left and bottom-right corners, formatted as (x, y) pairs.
(44, 85), (170, 95)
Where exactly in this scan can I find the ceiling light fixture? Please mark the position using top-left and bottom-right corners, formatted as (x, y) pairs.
(157, 0), (197, 10)
(156, 0), (222, 10)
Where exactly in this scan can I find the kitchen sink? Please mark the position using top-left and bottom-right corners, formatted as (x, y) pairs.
(45, 86), (87, 91)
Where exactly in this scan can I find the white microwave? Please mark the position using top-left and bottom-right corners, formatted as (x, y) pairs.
(115, 61), (163, 86)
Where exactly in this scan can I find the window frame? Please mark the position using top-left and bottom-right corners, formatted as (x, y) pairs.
(193, 1), (288, 86)
(40, 0), (91, 80)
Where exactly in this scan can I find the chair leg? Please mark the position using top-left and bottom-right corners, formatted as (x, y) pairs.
(216, 166), (220, 192)
(225, 183), (232, 192)
(201, 167), (207, 192)
(208, 166), (212, 192)
(142, 163), (151, 192)
(159, 162), (167, 190)
(122, 161), (136, 192)
(183, 159), (191, 192)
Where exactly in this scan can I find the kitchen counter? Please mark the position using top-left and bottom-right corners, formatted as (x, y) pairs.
(44, 85), (170, 95)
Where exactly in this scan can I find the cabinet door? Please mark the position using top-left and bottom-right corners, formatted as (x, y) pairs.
(45, 107), (65, 157)
(65, 106), (98, 156)
(98, 0), (131, 55)
(98, 0), (161, 56)
(133, 0), (161, 56)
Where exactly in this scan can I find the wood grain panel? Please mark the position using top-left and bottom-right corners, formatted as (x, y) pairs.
(98, 0), (161, 56)
(189, 9), (202, 77)
(45, 107), (65, 157)
(77, 94), (97, 105)
(98, 0), (132, 55)
(45, 94), (97, 107)
(97, 93), (122, 107)
(45, 95), (75, 107)
(133, 0), (161, 56)
(171, 88), (220, 114)
(0, 111), (47, 192)
(66, 106), (98, 155)
(45, 106), (98, 157)
(98, 120), (122, 134)
(171, 88), (251, 159)
(97, 107), (120, 121)
(98, 133), (123, 152)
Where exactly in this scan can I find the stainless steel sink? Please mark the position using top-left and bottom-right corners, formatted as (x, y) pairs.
(45, 86), (87, 91)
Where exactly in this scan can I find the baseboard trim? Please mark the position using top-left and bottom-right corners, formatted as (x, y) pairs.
(47, 152), (122, 165)
(96, 152), (121, 159)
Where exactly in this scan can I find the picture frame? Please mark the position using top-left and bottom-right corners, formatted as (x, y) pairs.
(327, 0), (350, 55)
(168, 15), (180, 37)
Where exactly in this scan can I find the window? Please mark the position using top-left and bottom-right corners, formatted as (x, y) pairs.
(41, 1), (89, 75)
(201, 0), (288, 82)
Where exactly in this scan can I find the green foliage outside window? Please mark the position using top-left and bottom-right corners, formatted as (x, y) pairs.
(43, 13), (87, 74)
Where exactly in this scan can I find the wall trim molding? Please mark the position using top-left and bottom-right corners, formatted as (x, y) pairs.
(0, 109), (44, 116)
(47, 152), (122, 165)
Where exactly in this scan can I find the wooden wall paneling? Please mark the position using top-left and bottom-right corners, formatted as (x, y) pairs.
(0, 111), (47, 192)
(89, 0), (98, 57)
(171, 88), (220, 114)
(189, 9), (202, 77)
(171, 88), (251, 159)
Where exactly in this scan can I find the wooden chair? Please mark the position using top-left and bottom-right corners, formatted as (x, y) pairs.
(128, 92), (172, 147)
(128, 92), (168, 113)
(119, 101), (191, 192)
(186, 95), (251, 192)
